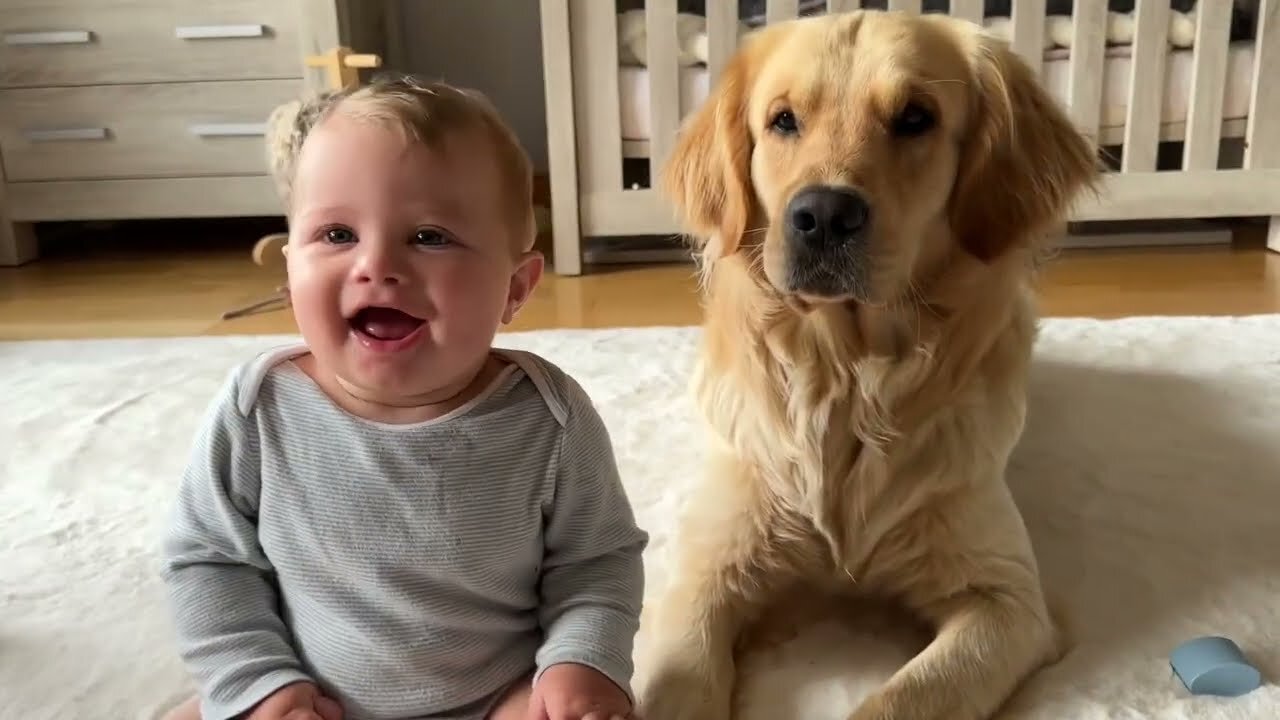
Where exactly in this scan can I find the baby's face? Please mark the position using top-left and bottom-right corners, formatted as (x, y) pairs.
(284, 112), (539, 405)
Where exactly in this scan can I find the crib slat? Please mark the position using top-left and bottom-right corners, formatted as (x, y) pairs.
(949, 0), (983, 25)
(1246, 0), (1280, 168)
(1183, 0), (1233, 170)
(767, 0), (800, 23)
(646, 0), (680, 179)
(1010, 0), (1046, 74)
(826, 0), (862, 12)
(887, 0), (922, 12)
(569, 0), (622, 193)
(539, 0), (582, 275)
(1066, 0), (1108, 141)
(706, 0), (738, 83)
(1121, 0), (1171, 173)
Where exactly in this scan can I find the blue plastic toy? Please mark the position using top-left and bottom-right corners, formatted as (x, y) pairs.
(1170, 636), (1263, 697)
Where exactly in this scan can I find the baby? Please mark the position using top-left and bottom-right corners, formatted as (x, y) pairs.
(159, 77), (648, 720)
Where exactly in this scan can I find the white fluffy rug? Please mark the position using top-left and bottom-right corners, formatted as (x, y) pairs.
(3, 317), (1279, 720)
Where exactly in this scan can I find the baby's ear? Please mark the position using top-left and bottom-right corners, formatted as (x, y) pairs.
(503, 252), (545, 325)
(265, 91), (342, 211)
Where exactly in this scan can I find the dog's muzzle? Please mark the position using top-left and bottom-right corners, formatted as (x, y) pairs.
(781, 185), (872, 298)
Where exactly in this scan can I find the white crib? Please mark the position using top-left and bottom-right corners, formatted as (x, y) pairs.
(538, 0), (1280, 275)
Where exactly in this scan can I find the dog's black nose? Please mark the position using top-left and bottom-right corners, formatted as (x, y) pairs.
(785, 186), (870, 250)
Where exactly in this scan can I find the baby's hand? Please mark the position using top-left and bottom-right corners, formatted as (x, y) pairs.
(244, 681), (343, 720)
(527, 663), (632, 720)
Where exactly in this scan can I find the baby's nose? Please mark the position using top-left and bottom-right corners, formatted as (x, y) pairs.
(355, 248), (409, 285)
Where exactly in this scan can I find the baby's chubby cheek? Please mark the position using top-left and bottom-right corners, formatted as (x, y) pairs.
(284, 244), (342, 289)
(282, 257), (348, 330)
(283, 244), (319, 287)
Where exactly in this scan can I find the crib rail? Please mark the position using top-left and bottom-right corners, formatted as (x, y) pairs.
(1183, 0), (1233, 170)
(1010, 0), (1047, 68)
(541, 0), (1280, 259)
(1066, 1), (1107, 142)
(1246, 0), (1280, 170)
(1122, 0), (1170, 172)
(706, 0), (736, 82)
(646, 0), (680, 173)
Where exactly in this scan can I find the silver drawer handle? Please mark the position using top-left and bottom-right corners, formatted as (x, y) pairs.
(175, 24), (266, 40)
(189, 123), (267, 137)
(23, 127), (109, 142)
(3, 30), (93, 45)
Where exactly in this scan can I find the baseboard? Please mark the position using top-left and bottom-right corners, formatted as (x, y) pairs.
(582, 235), (692, 265)
(1059, 219), (1234, 248)
(1058, 229), (1232, 249)
(533, 172), (550, 208)
(566, 217), (1241, 267)
(532, 172), (553, 258)
(575, 219), (1238, 266)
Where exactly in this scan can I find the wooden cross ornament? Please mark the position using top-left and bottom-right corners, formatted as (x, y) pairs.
(304, 46), (382, 90)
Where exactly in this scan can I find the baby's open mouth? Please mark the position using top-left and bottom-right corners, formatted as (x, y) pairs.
(349, 306), (425, 342)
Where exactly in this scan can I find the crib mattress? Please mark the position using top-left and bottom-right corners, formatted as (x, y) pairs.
(617, 42), (1256, 144)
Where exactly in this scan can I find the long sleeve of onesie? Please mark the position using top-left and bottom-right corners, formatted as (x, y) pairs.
(533, 382), (649, 701)
(159, 369), (311, 720)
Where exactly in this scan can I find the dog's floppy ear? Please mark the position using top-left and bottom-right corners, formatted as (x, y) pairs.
(949, 31), (1101, 262)
(660, 42), (757, 260)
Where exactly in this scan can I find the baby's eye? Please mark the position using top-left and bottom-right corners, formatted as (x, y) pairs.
(414, 229), (450, 246)
(325, 227), (355, 244)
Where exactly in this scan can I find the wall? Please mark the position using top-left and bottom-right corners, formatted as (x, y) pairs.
(395, 0), (549, 172)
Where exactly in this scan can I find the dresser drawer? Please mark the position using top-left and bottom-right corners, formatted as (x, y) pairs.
(0, 79), (301, 181)
(0, 0), (303, 88)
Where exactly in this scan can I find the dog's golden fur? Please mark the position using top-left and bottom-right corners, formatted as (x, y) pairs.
(634, 10), (1098, 720)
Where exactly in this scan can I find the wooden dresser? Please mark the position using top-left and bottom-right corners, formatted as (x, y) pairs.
(0, 0), (391, 265)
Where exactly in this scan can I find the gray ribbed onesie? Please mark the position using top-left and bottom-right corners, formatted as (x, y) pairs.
(160, 344), (648, 720)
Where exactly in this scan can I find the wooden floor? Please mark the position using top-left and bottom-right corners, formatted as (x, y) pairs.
(2, 218), (1279, 342)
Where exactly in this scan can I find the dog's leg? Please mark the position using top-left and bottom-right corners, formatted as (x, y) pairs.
(848, 487), (1061, 720)
(848, 587), (1058, 720)
(635, 452), (814, 720)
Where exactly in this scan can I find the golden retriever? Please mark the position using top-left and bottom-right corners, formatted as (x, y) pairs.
(634, 10), (1099, 720)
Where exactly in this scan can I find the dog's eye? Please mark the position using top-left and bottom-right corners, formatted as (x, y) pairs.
(769, 109), (799, 136)
(892, 101), (935, 137)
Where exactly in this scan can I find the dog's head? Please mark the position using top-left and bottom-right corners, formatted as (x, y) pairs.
(663, 11), (1099, 306)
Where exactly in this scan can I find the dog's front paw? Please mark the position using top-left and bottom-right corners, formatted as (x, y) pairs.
(635, 659), (732, 720)
(847, 689), (970, 720)
(846, 693), (893, 720)
(847, 690), (938, 720)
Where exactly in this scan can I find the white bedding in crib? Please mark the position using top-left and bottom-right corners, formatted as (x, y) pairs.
(617, 41), (1257, 143)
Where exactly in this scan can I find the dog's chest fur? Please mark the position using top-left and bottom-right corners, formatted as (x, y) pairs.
(692, 302), (949, 571)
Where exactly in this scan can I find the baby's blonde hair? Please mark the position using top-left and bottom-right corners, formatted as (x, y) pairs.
(267, 75), (536, 252)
